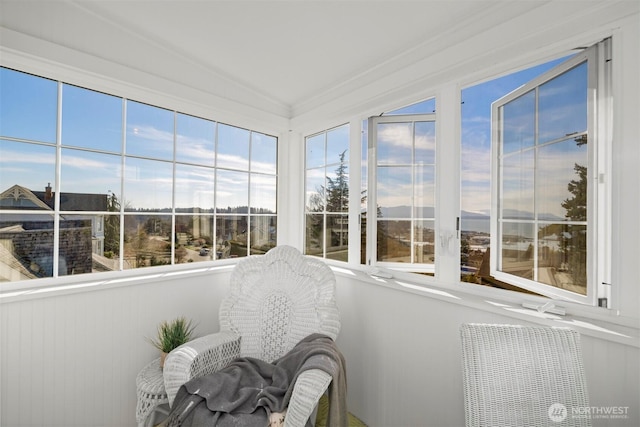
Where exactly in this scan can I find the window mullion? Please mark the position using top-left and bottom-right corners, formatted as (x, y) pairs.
(436, 83), (461, 283)
(533, 87), (539, 283)
(171, 112), (177, 264)
(247, 131), (252, 255)
(321, 131), (327, 259)
(53, 81), (63, 277)
(366, 118), (377, 266)
(411, 122), (416, 264)
(594, 38), (613, 307)
(347, 118), (362, 265)
(491, 103), (501, 275)
(119, 98), (126, 271)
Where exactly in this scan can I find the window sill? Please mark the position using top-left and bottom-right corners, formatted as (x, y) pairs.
(0, 260), (237, 304)
(2, 258), (637, 349)
(327, 262), (640, 349)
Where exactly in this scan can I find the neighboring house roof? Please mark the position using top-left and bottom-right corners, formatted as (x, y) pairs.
(32, 190), (108, 211)
(1, 184), (108, 216)
(0, 184), (52, 210)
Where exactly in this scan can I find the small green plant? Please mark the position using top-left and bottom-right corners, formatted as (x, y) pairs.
(148, 316), (197, 354)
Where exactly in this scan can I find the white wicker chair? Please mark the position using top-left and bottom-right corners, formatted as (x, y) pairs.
(460, 323), (591, 427)
(163, 245), (341, 427)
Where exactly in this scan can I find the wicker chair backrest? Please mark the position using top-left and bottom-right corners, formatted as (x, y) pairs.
(460, 323), (591, 427)
(219, 245), (340, 362)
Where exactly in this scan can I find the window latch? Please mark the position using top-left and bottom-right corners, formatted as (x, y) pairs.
(522, 301), (566, 316)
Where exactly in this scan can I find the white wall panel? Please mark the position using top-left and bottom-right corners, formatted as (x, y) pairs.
(1, 265), (638, 426)
(335, 275), (640, 427)
(1, 269), (231, 427)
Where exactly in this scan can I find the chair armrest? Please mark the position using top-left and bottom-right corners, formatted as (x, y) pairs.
(284, 369), (332, 427)
(163, 331), (241, 406)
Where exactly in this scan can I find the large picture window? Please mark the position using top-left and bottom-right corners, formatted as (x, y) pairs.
(0, 67), (278, 283)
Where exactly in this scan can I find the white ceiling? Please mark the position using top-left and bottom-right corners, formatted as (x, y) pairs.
(0, 1), (544, 115)
(74, 0), (499, 107)
(1, 0), (632, 124)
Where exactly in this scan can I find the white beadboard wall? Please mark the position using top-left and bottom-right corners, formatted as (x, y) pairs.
(335, 275), (640, 427)
(1, 268), (638, 427)
(0, 269), (232, 427)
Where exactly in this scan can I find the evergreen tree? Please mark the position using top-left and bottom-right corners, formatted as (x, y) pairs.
(560, 162), (588, 287)
(308, 151), (350, 253)
(325, 150), (349, 212)
(562, 164), (587, 222)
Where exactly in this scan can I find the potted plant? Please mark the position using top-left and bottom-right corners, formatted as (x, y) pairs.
(148, 316), (197, 368)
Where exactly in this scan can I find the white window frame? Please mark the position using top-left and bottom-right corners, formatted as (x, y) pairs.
(303, 123), (351, 260)
(0, 67), (278, 285)
(366, 113), (437, 275)
(489, 39), (612, 306)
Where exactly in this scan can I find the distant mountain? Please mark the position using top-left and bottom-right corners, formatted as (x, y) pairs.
(377, 206), (563, 222)
(379, 205), (421, 218)
(501, 209), (564, 221)
(378, 206), (438, 218)
(380, 206), (490, 219)
(461, 210), (489, 219)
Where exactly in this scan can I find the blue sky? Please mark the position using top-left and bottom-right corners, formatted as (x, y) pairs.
(0, 68), (277, 211)
(2, 56), (575, 218)
(460, 56), (569, 218)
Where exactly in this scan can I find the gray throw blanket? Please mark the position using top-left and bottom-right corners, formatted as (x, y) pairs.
(162, 333), (347, 427)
